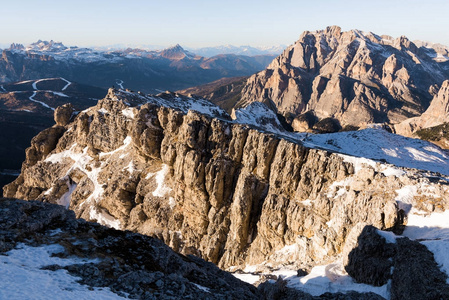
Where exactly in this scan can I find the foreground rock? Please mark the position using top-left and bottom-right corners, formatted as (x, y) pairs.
(4, 89), (449, 275)
(0, 198), (260, 299)
(2, 198), (402, 299)
(344, 225), (449, 299)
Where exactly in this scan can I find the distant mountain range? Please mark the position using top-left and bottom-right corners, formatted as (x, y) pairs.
(0, 41), (276, 93)
(186, 45), (286, 57)
(66, 43), (285, 57)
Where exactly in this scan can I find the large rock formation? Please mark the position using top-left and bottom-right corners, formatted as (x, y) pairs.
(238, 26), (449, 130)
(4, 89), (449, 274)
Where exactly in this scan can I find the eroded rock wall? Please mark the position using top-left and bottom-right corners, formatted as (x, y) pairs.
(5, 91), (449, 271)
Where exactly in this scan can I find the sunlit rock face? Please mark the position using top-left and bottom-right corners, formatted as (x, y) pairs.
(239, 26), (449, 130)
(5, 88), (449, 274)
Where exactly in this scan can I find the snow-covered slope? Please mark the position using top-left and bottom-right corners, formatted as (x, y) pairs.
(231, 101), (286, 133)
(229, 100), (449, 177)
(300, 128), (449, 176)
(110, 89), (231, 120)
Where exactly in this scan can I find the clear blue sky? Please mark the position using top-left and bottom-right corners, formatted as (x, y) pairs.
(2, 0), (448, 48)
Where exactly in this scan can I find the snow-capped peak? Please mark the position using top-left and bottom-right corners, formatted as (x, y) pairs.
(160, 44), (195, 60)
(26, 40), (68, 52)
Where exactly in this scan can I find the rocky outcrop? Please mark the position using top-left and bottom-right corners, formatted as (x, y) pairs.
(54, 103), (75, 126)
(344, 225), (396, 286)
(5, 89), (449, 273)
(344, 225), (449, 299)
(395, 80), (449, 136)
(238, 26), (449, 129)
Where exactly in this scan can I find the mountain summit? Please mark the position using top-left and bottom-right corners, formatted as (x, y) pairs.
(26, 40), (68, 52)
(160, 44), (196, 60)
(237, 26), (449, 130)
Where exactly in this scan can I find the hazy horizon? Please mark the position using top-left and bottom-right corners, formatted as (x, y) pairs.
(2, 0), (449, 49)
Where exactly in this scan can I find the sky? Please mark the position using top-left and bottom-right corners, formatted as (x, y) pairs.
(1, 0), (448, 49)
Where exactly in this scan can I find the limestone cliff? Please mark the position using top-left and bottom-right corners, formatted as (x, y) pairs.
(238, 26), (449, 130)
(5, 89), (449, 273)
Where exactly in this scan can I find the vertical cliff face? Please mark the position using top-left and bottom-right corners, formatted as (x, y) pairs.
(238, 26), (449, 129)
(5, 89), (449, 272)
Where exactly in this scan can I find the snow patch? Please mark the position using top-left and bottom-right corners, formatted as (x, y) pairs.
(232, 102), (285, 134)
(403, 210), (449, 241)
(339, 154), (377, 173)
(58, 180), (77, 209)
(421, 240), (449, 283)
(236, 260), (390, 298)
(99, 136), (132, 158)
(98, 108), (109, 114)
(168, 197), (176, 209)
(301, 199), (313, 206)
(45, 145), (104, 206)
(124, 161), (135, 174)
(326, 177), (353, 198)
(44, 187), (54, 196)
(146, 164), (172, 198)
(138, 93), (229, 119)
(192, 283), (211, 293)
(376, 229), (399, 244)
(395, 185), (417, 213)
(402, 210), (449, 282)
(89, 207), (121, 230)
(232, 273), (261, 285)
(381, 166), (405, 177)
(302, 128), (449, 176)
(0, 244), (123, 299)
(122, 107), (135, 119)
(283, 262), (390, 298)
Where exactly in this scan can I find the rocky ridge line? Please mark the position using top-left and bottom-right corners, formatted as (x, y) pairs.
(4, 89), (449, 274)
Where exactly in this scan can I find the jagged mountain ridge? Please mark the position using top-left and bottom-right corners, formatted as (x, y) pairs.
(237, 26), (449, 130)
(4, 88), (448, 284)
(0, 41), (275, 93)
